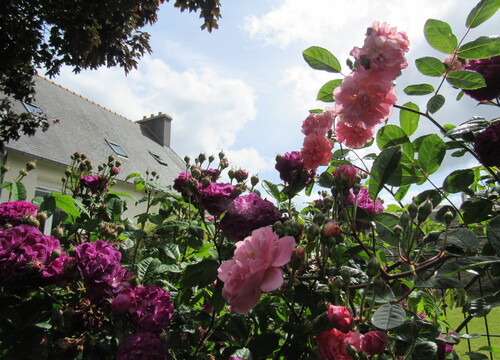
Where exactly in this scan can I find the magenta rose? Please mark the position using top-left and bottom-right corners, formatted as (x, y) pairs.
(76, 240), (131, 300)
(464, 56), (500, 101)
(474, 122), (500, 167)
(201, 182), (239, 216)
(218, 193), (283, 241)
(218, 227), (296, 314)
(116, 332), (166, 360)
(80, 174), (109, 195)
(0, 201), (38, 226)
(361, 331), (389, 356)
(112, 288), (138, 314)
(0, 225), (63, 284)
(347, 187), (384, 217)
(201, 168), (221, 182)
(125, 285), (174, 333)
(326, 305), (353, 333)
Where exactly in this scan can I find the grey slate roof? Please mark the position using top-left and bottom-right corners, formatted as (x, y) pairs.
(6, 75), (186, 186)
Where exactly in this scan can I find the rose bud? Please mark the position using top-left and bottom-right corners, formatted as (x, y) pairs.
(326, 305), (353, 333)
(361, 331), (389, 356)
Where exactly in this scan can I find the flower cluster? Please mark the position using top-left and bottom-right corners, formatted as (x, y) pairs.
(218, 226), (296, 314)
(0, 200), (38, 227)
(0, 224), (72, 285)
(316, 327), (389, 360)
(218, 193), (283, 241)
(76, 240), (132, 301)
(335, 21), (409, 148)
(300, 109), (335, 170)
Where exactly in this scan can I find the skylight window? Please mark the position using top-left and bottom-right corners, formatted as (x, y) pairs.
(149, 151), (168, 166)
(106, 140), (128, 158)
(22, 102), (43, 116)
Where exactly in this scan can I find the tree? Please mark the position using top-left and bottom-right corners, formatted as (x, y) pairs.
(0, 0), (221, 150)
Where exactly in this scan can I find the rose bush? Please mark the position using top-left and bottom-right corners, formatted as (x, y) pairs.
(0, 1), (499, 359)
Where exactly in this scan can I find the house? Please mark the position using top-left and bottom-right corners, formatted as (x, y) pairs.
(0, 75), (186, 218)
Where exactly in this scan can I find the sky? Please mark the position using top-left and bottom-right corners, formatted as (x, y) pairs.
(51, 0), (500, 205)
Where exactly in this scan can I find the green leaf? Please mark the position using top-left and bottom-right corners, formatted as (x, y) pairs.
(416, 276), (463, 289)
(248, 333), (281, 358)
(386, 163), (425, 187)
(369, 146), (402, 201)
(376, 125), (413, 163)
(427, 94), (445, 114)
(108, 190), (138, 201)
(10, 182), (27, 201)
(415, 56), (446, 77)
(302, 46), (341, 73)
(438, 256), (500, 276)
(136, 257), (161, 283)
(487, 216), (500, 256)
(466, 0), (500, 28)
(125, 172), (141, 181)
(468, 293), (500, 317)
(446, 70), (486, 89)
(105, 197), (123, 222)
(317, 79), (343, 102)
(371, 304), (406, 330)
(394, 185), (411, 201)
(52, 193), (80, 217)
(417, 134), (446, 175)
(458, 36), (500, 59)
(180, 259), (219, 289)
(411, 342), (438, 360)
(466, 352), (490, 360)
(403, 84), (435, 95)
(414, 189), (443, 208)
(441, 228), (479, 253)
(399, 102), (420, 136)
(160, 243), (181, 261)
(262, 180), (283, 202)
(461, 198), (492, 223)
(424, 19), (458, 54)
(443, 169), (475, 193)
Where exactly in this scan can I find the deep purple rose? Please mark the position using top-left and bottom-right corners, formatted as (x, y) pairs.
(464, 56), (500, 101)
(42, 254), (76, 284)
(275, 151), (315, 191)
(76, 240), (131, 300)
(202, 182), (239, 216)
(218, 193), (283, 241)
(0, 201), (38, 226)
(0, 225), (63, 284)
(116, 332), (166, 360)
(474, 122), (500, 167)
(128, 285), (174, 333)
(80, 175), (109, 195)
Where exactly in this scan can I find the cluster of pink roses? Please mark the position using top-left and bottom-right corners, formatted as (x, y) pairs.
(217, 226), (296, 314)
(300, 109), (335, 171)
(334, 21), (409, 148)
(318, 305), (388, 360)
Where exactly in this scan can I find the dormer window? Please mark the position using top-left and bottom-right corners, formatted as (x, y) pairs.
(22, 102), (43, 116)
(149, 151), (168, 166)
(106, 139), (128, 158)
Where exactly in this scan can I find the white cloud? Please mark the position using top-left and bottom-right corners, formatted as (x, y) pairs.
(53, 56), (257, 159)
(225, 148), (275, 175)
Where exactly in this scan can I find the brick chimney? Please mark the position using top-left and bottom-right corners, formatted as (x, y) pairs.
(137, 112), (173, 147)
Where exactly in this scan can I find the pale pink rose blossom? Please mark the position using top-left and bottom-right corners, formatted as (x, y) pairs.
(218, 227), (296, 314)
(300, 133), (334, 170)
(335, 121), (375, 149)
(350, 21), (409, 80)
(334, 70), (396, 129)
(302, 108), (335, 136)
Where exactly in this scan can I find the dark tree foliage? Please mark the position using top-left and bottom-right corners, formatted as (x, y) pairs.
(0, 0), (221, 150)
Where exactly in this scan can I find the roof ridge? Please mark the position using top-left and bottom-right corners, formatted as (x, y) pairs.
(36, 74), (139, 126)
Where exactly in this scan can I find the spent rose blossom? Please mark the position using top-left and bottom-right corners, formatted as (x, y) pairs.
(218, 227), (296, 314)
(116, 332), (167, 360)
(361, 331), (389, 356)
(334, 70), (396, 129)
(80, 174), (109, 195)
(301, 133), (334, 171)
(326, 305), (353, 333)
(128, 285), (174, 333)
(0, 225), (64, 284)
(76, 240), (131, 300)
(316, 328), (362, 360)
(0, 201), (38, 226)
(464, 56), (500, 101)
(218, 193), (283, 241)
(201, 182), (239, 216)
(335, 121), (375, 149)
(474, 122), (500, 167)
(350, 21), (410, 80)
(347, 187), (384, 217)
(302, 109), (335, 136)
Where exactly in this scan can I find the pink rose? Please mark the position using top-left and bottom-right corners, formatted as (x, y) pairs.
(300, 133), (334, 171)
(335, 121), (375, 149)
(347, 187), (384, 217)
(302, 109), (335, 136)
(326, 305), (353, 333)
(361, 331), (389, 356)
(316, 328), (362, 360)
(334, 70), (396, 129)
(218, 227), (296, 314)
(333, 165), (358, 189)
